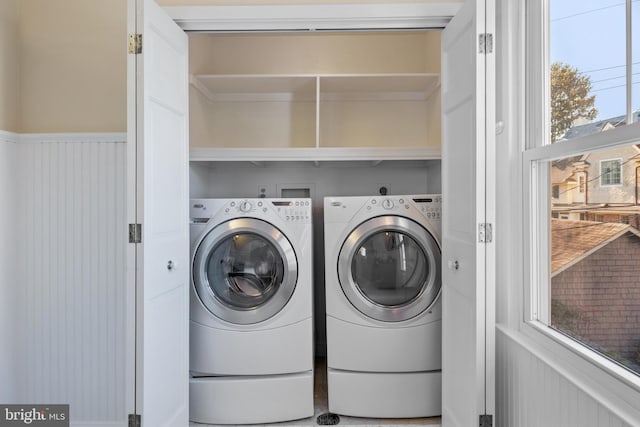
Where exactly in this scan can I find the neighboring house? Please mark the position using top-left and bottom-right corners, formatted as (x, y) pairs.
(551, 112), (640, 228)
(551, 219), (640, 369)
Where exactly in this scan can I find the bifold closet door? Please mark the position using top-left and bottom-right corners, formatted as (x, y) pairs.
(127, 0), (190, 425)
(441, 0), (496, 425)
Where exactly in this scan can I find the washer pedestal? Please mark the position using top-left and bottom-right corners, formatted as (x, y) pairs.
(190, 371), (314, 424)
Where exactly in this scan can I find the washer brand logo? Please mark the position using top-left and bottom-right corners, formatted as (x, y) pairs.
(0, 405), (68, 426)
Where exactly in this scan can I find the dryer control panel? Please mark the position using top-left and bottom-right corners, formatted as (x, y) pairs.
(413, 195), (442, 220)
(361, 195), (441, 220)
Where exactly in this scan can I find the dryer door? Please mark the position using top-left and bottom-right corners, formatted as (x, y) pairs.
(338, 216), (441, 322)
(192, 218), (298, 324)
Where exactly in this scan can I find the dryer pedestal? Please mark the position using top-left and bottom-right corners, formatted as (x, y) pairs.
(327, 368), (441, 418)
(190, 371), (314, 424)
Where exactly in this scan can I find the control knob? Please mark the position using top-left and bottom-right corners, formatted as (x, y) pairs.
(382, 199), (394, 210)
(239, 201), (252, 212)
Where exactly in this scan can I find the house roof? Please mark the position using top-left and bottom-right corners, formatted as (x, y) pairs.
(561, 110), (640, 141)
(551, 219), (640, 276)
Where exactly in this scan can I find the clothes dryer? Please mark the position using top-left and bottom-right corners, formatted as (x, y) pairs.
(324, 194), (442, 418)
(189, 198), (314, 425)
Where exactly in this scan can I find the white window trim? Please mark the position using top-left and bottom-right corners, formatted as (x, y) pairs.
(599, 158), (623, 187)
(519, 0), (640, 421)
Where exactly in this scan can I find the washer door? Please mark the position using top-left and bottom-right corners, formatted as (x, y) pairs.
(192, 218), (298, 325)
(338, 215), (441, 322)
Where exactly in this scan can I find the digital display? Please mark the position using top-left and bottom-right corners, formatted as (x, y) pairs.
(272, 201), (293, 206)
(412, 198), (433, 203)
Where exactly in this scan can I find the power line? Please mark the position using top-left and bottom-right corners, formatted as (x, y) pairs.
(554, 153), (640, 197)
(551, 0), (640, 23)
(552, 218), (639, 233)
(578, 61), (640, 76)
(553, 222), (625, 232)
(591, 71), (640, 84)
(591, 80), (640, 92)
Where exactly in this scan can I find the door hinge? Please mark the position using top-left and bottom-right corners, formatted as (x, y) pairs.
(128, 414), (141, 427)
(479, 414), (493, 427)
(129, 223), (142, 244)
(479, 223), (493, 243)
(479, 33), (493, 54)
(128, 33), (142, 54)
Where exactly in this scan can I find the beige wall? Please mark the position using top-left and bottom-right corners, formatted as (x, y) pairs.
(10, 0), (455, 133)
(159, 0), (454, 4)
(0, 0), (19, 132)
(18, 0), (126, 133)
(190, 32), (441, 75)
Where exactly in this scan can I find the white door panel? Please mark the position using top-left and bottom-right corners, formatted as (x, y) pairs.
(128, 0), (189, 425)
(442, 0), (495, 425)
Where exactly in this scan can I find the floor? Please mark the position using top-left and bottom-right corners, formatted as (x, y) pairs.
(190, 359), (442, 427)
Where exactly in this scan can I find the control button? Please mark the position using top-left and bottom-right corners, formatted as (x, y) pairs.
(230, 201), (236, 207)
(371, 199), (377, 204)
(399, 198), (404, 204)
(382, 199), (394, 210)
(257, 201), (263, 207)
(239, 201), (252, 212)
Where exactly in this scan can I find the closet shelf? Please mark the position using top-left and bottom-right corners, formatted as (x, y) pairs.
(190, 147), (441, 163)
(189, 73), (442, 155)
(190, 73), (441, 102)
(190, 74), (317, 102)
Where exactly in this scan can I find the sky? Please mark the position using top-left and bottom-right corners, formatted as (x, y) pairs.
(550, 0), (640, 122)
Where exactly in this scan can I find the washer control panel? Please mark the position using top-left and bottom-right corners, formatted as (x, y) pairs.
(220, 199), (312, 223)
(271, 199), (312, 223)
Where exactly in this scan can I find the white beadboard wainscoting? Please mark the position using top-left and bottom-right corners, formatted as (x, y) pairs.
(496, 325), (637, 427)
(10, 133), (128, 426)
(0, 131), (19, 403)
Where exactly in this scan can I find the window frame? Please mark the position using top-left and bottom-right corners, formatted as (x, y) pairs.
(599, 158), (623, 187)
(521, 0), (640, 405)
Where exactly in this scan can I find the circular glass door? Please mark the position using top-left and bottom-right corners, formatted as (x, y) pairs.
(192, 218), (298, 324)
(338, 216), (441, 322)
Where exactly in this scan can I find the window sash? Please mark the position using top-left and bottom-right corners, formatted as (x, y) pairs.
(600, 159), (623, 186)
(519, 0), (640, 407)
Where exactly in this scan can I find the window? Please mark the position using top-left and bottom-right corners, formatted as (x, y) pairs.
(549, 1), (638, 144)
(600, 159), (622, 186)
(526, 0), (640, 379)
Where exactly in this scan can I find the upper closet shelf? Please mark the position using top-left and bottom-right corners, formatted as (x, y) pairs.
(190, 146), (441, 162)
(190, 75), (317, 102)
(190, 74), (441, 102)
(189, 73), (442, 158)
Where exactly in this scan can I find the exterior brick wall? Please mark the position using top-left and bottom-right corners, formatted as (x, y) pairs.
(552, 232), (640, 365)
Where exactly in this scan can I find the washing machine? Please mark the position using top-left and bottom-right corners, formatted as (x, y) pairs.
(324, 194), (442, 418)
(189, 198), (314, 425)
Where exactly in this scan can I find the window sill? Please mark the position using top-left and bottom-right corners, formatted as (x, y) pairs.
(510, 321), (640, 421)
